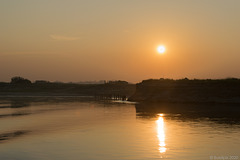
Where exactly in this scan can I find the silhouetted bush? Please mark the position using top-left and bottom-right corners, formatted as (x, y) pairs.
(106, 80), (128, 85)
(35, 80), (49, 84)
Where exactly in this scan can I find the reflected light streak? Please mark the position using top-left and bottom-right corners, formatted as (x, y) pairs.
(156, 114), (166, 153)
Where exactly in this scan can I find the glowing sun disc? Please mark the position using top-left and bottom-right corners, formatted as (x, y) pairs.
(157, 46), (166, 54)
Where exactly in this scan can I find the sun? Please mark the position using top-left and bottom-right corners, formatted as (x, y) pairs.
(157, 45), (166, 54)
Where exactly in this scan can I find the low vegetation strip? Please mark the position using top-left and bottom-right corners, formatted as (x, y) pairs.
(128, 78), (240, 103)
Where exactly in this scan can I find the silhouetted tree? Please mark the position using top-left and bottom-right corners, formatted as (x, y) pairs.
(11, 76), (31, 84)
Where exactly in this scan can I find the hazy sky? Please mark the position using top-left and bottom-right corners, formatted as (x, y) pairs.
(1, 0), (240, 82)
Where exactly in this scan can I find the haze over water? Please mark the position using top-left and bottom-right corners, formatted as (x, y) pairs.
(1, 0), (240, 82)
(0, 99), (239, 160)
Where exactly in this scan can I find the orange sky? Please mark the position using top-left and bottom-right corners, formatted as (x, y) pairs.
(1, 0), (240, 83)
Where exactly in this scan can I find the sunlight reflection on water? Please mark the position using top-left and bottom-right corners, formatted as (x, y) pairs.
(156, 114), (166, 153)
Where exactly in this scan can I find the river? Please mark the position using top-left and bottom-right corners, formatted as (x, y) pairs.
(0, 97), (239, 160)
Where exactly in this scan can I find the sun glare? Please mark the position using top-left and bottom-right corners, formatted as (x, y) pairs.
(157, 45), (166, 54)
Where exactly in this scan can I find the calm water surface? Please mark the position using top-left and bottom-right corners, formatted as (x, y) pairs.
(0, 98), (239, 160)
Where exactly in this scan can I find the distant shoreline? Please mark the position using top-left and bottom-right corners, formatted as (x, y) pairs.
(0, 79), (136, 100)
(128, 78), (240, 104)
(2, 78), (240, 104)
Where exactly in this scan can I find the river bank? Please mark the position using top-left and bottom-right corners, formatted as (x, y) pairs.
(128, 78), (240, 103)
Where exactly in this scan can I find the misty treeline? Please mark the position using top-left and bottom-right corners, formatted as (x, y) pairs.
(0, 76), (135, 97)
